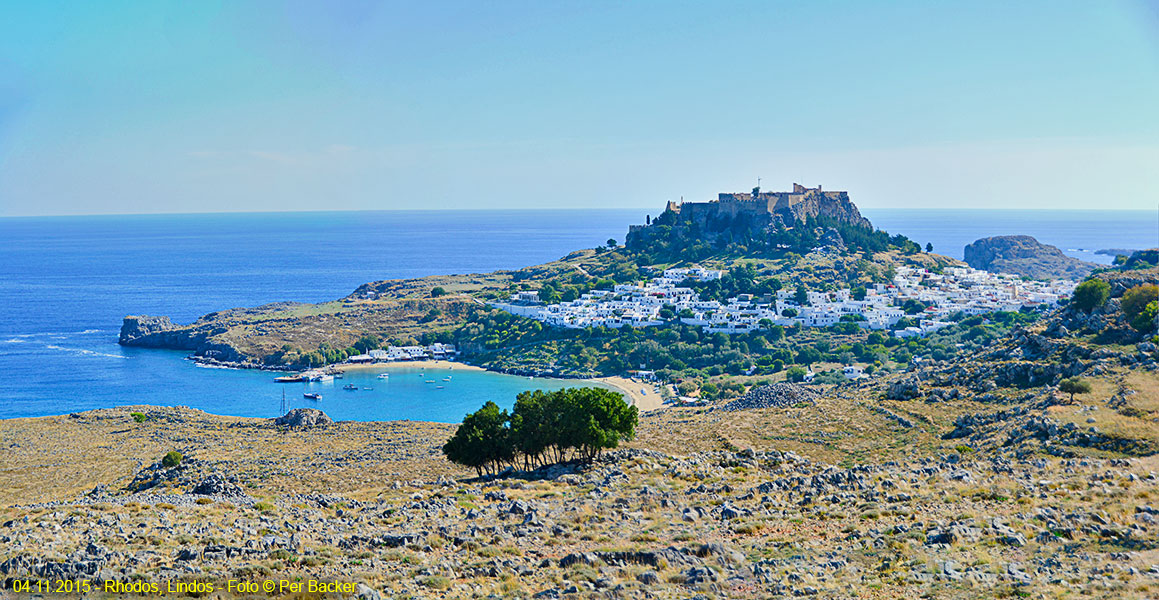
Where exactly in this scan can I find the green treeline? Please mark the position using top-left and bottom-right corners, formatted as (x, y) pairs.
(455, 306), (1041, 381)
(627, 212), (922, 263)
(442, 388), (638, 477)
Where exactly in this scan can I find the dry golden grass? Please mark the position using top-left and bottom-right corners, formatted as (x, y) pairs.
(0, 406), (462, 506)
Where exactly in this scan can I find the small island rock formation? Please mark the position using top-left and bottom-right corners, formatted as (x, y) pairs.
(964, 235), (1097, 280)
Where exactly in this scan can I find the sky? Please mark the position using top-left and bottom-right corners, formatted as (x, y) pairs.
(0, 1), (1157, 216)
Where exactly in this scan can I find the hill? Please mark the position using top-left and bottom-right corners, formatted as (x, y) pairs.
(964, 235), (1097, 280)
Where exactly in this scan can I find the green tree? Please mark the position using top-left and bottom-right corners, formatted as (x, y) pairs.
(539, 285), (562, 304)
(606, 238), (617, 248)
(851, 286), (867, 301)
(442, 401), (514, 477)
(794, 346), (822, 366)
(353, 334), (380, 353)
(676, 381), (698, 397)
(794, 287), (809, 306)
(785, 366), (808, 382)
(1058, 377), (1091, 403)
(925, 242), (933, 253)
(430, 286), (448, 297)
(1071, 279), (1110, 314)
(1121, 284), (1159, 332)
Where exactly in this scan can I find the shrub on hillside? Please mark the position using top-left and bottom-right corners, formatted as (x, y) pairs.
(1122, 284), (1158, 332)
(1071, 279), (1110, 314)
(162, 451), (183, 469)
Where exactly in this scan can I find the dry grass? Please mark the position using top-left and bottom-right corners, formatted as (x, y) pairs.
(0, 406), (461, 506)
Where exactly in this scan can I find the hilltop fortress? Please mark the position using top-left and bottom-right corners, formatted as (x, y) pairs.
(628, 183), (872, 248)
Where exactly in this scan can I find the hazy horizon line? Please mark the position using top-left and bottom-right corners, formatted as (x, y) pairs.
(2, 206), (1155, 219)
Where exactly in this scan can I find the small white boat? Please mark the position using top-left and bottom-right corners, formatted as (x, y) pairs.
(377, 373), (390, 380)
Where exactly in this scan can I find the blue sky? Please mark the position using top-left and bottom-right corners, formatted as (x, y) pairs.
(1, 1), (1157, 215)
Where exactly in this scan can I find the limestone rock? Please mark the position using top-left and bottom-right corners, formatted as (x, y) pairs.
(964, 235), (1096, 280)
(274, 408), (333, 429)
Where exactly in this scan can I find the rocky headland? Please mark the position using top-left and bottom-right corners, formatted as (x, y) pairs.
(964, 235), (1098, 280)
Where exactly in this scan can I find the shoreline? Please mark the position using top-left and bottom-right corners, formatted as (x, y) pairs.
(335, 359), (488, 373)
(337, 360), (664, 412)
(0, 360), (664, 422)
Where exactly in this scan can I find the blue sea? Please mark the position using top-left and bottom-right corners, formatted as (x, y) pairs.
(1, 208), (1154, 421)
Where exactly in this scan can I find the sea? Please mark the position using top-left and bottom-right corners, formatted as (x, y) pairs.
(1, 208), (1154, 422)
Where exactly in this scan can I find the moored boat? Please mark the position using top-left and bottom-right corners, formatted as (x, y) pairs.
(303, 392), (322, 400)
(274, 375), (302, 383)
(342, 384), (357, 391)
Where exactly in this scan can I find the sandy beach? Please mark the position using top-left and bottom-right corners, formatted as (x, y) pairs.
(594, 376), (665, 412)
(335, 359), (487, 373)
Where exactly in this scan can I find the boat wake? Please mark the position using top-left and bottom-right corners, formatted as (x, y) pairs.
(42, 344), (129, 360)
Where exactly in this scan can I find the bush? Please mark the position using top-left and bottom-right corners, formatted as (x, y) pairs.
(130, 412), (147, 423)
(161, 451), (183, 468)
(1122, 284), (1158, 332)
(785, 366), (807, 382)
(1071, 279), (1110, 313)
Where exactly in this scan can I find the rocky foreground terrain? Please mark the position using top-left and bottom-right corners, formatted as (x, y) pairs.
(0, 419), (1156, 600)
(4, 267), (1157, 598)
(2, 351), (1158, 600)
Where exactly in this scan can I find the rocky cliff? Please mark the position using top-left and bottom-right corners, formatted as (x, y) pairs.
(778, 191), (871, 229)
(119, 315), (249, 365)
(963, 235), (1096, 280)
(627, 185), (873, 251)
(119, 315), (196, 348)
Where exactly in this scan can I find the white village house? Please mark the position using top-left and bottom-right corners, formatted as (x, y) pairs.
(492, 265), (1075, 338)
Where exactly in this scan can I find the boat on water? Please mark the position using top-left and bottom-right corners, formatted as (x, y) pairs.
(435, 385), (445, 389)
(301, 370), (334, 382)
(303, 392), (322, 400)
(424, 380), (435, 384)
(377, 373), (390, 380)
(362, 387), (374, 390)
(274, 375), (302, 383)
(342, 384), (358, 391)
(442, 377), (451, 381)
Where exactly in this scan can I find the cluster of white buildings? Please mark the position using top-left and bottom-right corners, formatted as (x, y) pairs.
(347, 343), (458, 363)
(495, 265), (1075, 338)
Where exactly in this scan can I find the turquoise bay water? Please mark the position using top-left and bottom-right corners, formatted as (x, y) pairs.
(0, 208), (1153, 421)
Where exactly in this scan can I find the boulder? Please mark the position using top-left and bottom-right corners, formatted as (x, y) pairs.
(190, 474), (247, 498)
(274, 408), (333, 429)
